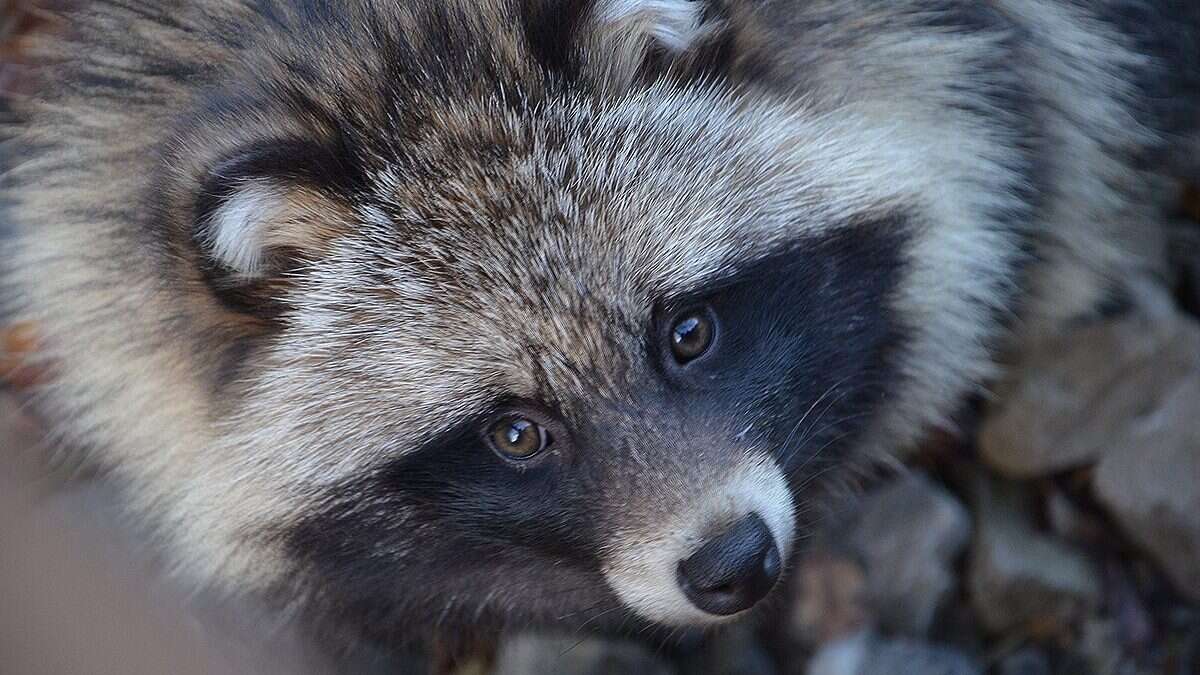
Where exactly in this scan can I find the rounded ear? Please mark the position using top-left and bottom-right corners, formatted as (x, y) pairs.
(193, 140), (356, 280)
(522, 0), (716, 82)
(578, 0), (748, 86)
(593, 0), (709, 52)
(585, 0), (710, 81)
(195, 178), (340, 278)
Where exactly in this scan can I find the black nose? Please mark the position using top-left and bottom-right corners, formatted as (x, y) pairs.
(676, 513), (781, 616)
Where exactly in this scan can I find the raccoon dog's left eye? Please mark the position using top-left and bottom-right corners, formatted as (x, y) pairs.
(488, 417), (551, 460)
(670, 308), (716, 364)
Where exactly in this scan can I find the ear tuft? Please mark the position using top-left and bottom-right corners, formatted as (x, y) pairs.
(594, 0), (707, 52)
(193, 142), (353, 280)
(198, 177), (319, 277)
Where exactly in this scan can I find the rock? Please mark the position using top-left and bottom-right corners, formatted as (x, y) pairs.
(679, 624), (777, 675)
(1169, 219), (1200, 318)
(1093, 371), (1200, 603)
(998, 305), (1200, 603)
(490, 635), (674, 675)
(1177, 620), (1200, 675)
(1184, 184), (1200, 223)
(790, 473), (972, 645)
(925, 601), (986, 656)
(982, 298), (1200, 602)
(847, 473), (972, 637)
(1105, 561), (1155, 652)
(1045, 491), (1106, 546)
(1074, 619), (1150, 675)
(790, 552), (871, 646)
(997, 648), (1051, 675)
(449, 655), (490, 675)
(979, 312), (1198, 478)
(966, 474), (1102, 635)
(0, 321), (48, 389)
(0, 389), (43, 458)
(806, 633), (982, 675)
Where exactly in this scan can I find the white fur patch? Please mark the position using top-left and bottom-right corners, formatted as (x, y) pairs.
(602, 454), (795, 626)
(204, 181), (286, 277)
(202, 179), (333, 278)
(595, 0), (705, 51)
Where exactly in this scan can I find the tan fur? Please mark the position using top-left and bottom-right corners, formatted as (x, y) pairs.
(0, 0), (1190, 630)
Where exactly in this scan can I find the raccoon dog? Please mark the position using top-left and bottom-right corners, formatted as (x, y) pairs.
(2, 0), (1198, 649)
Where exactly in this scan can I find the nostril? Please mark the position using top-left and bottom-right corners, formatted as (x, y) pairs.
(676, 513), (782, 616)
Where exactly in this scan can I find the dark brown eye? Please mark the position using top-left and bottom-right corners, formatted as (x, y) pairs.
(670, 310), (715, 363)
(488, 417), (550, 459)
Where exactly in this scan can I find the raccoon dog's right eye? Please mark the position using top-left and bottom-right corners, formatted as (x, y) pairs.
(487, 417), (551, 460)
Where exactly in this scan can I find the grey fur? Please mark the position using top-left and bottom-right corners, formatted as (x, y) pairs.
(1, 0), (1196, 644)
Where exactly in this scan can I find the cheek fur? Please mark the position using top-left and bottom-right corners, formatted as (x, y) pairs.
(278, 424), (622, 634)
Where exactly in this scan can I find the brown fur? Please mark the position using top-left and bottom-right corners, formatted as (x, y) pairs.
(1, 0), (1195, 645)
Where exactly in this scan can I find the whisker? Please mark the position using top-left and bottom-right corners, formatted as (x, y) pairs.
(782, 374), (856, 448)
(783, 410), (873, 469)
(778, 386), (861, 468)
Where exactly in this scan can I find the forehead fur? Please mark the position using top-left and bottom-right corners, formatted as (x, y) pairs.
(191, 0), (991, 489)
(233, 87), (914, 470)
(169, 2), (916, 472)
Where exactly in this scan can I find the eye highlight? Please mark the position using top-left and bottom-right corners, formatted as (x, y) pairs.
(488, 416), (551, 460)
(669, 308), (716, 363)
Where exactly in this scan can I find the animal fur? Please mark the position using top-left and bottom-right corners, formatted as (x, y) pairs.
(2, 0), (1197, 650)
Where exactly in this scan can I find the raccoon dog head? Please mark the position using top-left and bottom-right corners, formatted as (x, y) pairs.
(14, 0), (1029, 645)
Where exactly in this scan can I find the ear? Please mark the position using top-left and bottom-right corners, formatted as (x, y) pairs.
(196, 178), (339, 278)
(592, 0), (709, 52)
(535, 0), (720, 84)
(193, 140), (355, 280)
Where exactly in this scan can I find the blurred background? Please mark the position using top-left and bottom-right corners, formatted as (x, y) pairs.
(2, 2), (1200, 674)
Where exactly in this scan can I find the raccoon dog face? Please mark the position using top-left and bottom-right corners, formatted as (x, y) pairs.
(6, 0), (1029, 644)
